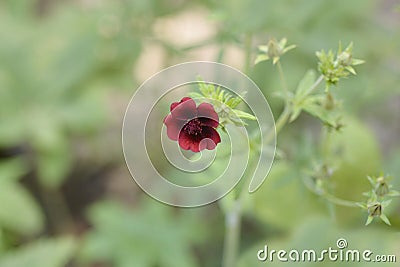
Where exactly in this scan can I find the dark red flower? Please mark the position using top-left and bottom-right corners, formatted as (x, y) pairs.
(163, 97), (221, 152)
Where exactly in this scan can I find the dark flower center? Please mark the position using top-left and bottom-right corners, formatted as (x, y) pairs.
(184, 118), (202, 135)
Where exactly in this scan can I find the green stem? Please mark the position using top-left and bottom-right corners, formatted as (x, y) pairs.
(276, 61), (289, 100)
(306, 75), (324, 95)
(303, 176), (359, 208)
(222, 33), (253, 267)
(264, 105), (291, 145)
(243, 33), (253, 75)
(222, 200), (242, 267)
(322, 192), (360, 208)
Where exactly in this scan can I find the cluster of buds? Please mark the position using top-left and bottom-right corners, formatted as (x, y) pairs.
(358, 175), (399, 225)
(316, 42), (364, 88)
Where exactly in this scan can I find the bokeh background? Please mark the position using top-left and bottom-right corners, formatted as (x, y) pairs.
(0, 0), (399, 266)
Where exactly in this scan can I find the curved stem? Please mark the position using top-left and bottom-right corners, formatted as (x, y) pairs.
(322, 192), (360, 208)
(303, 176), (359, 208)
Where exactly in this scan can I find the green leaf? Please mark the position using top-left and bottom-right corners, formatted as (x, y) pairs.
(188, 92), (205, 100)
(0, 157), (28, 182)
(225, 96), (242, 109)
(289, 106), (302, 122)
(351, 58), (365, 65)
(365, 215), (374, 225)
(254, 54), (269, 64)
(367, 175), (375, 186)
(380, 214), (391, 225)
(81, 200), (204, 267)
(381, 199), (392, 207)
(356, 202), (367, 209)
(295, 69), (316, 100)
(36, 142), (72, 189)
(0, 178), (44, 235)
(302, 96), (341, 128)
(290, 70), (318, 122)
(232, 109), (256, 120)
(387, 190), (400, 197)
(0, 237), (76, 267)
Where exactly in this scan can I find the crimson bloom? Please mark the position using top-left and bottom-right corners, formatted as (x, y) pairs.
(163, 97), (221, 152)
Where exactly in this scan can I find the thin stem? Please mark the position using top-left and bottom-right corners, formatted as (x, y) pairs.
(306, 75), (324, 95)
(222, 200), (241, 267)
(264, 105), (291, 145)
(276, 61), (289, 100)
(222, 33), (253, 267)
(303, 176), (359, 208)
(243, 33), (253, 75)
(322, 192), (360, 208)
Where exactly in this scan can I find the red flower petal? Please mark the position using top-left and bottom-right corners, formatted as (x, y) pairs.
(197, 102), (219, 128)
(177, 126), (221, 152)
(178, 131), (201, 152)
(171, 97), (197, 121)
(199, 126), (221, 150)
(163, 114), (184, 141)
(170, 97), (194, 111)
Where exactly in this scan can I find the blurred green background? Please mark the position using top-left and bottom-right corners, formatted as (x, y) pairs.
(0, 0), (399, 266)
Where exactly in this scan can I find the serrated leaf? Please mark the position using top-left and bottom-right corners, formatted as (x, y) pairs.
(225, 97), (242, 108)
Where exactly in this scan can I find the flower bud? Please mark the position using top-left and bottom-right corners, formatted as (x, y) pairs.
(338, 51), (352, 66)
(367, 202), (382, 217)
(375, 176), (389, 196)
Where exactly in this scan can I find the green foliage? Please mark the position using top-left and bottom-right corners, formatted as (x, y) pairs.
(0, 158), (43, 235)
(0, 0), (399, 266)
(289, 69), (343, 128)
(80, 200), (205, 267)
(316, 42), (364, 88)
(0, 237), (76, 267)
(0, 0), (142, 189)
(190, 81), (256, 129)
